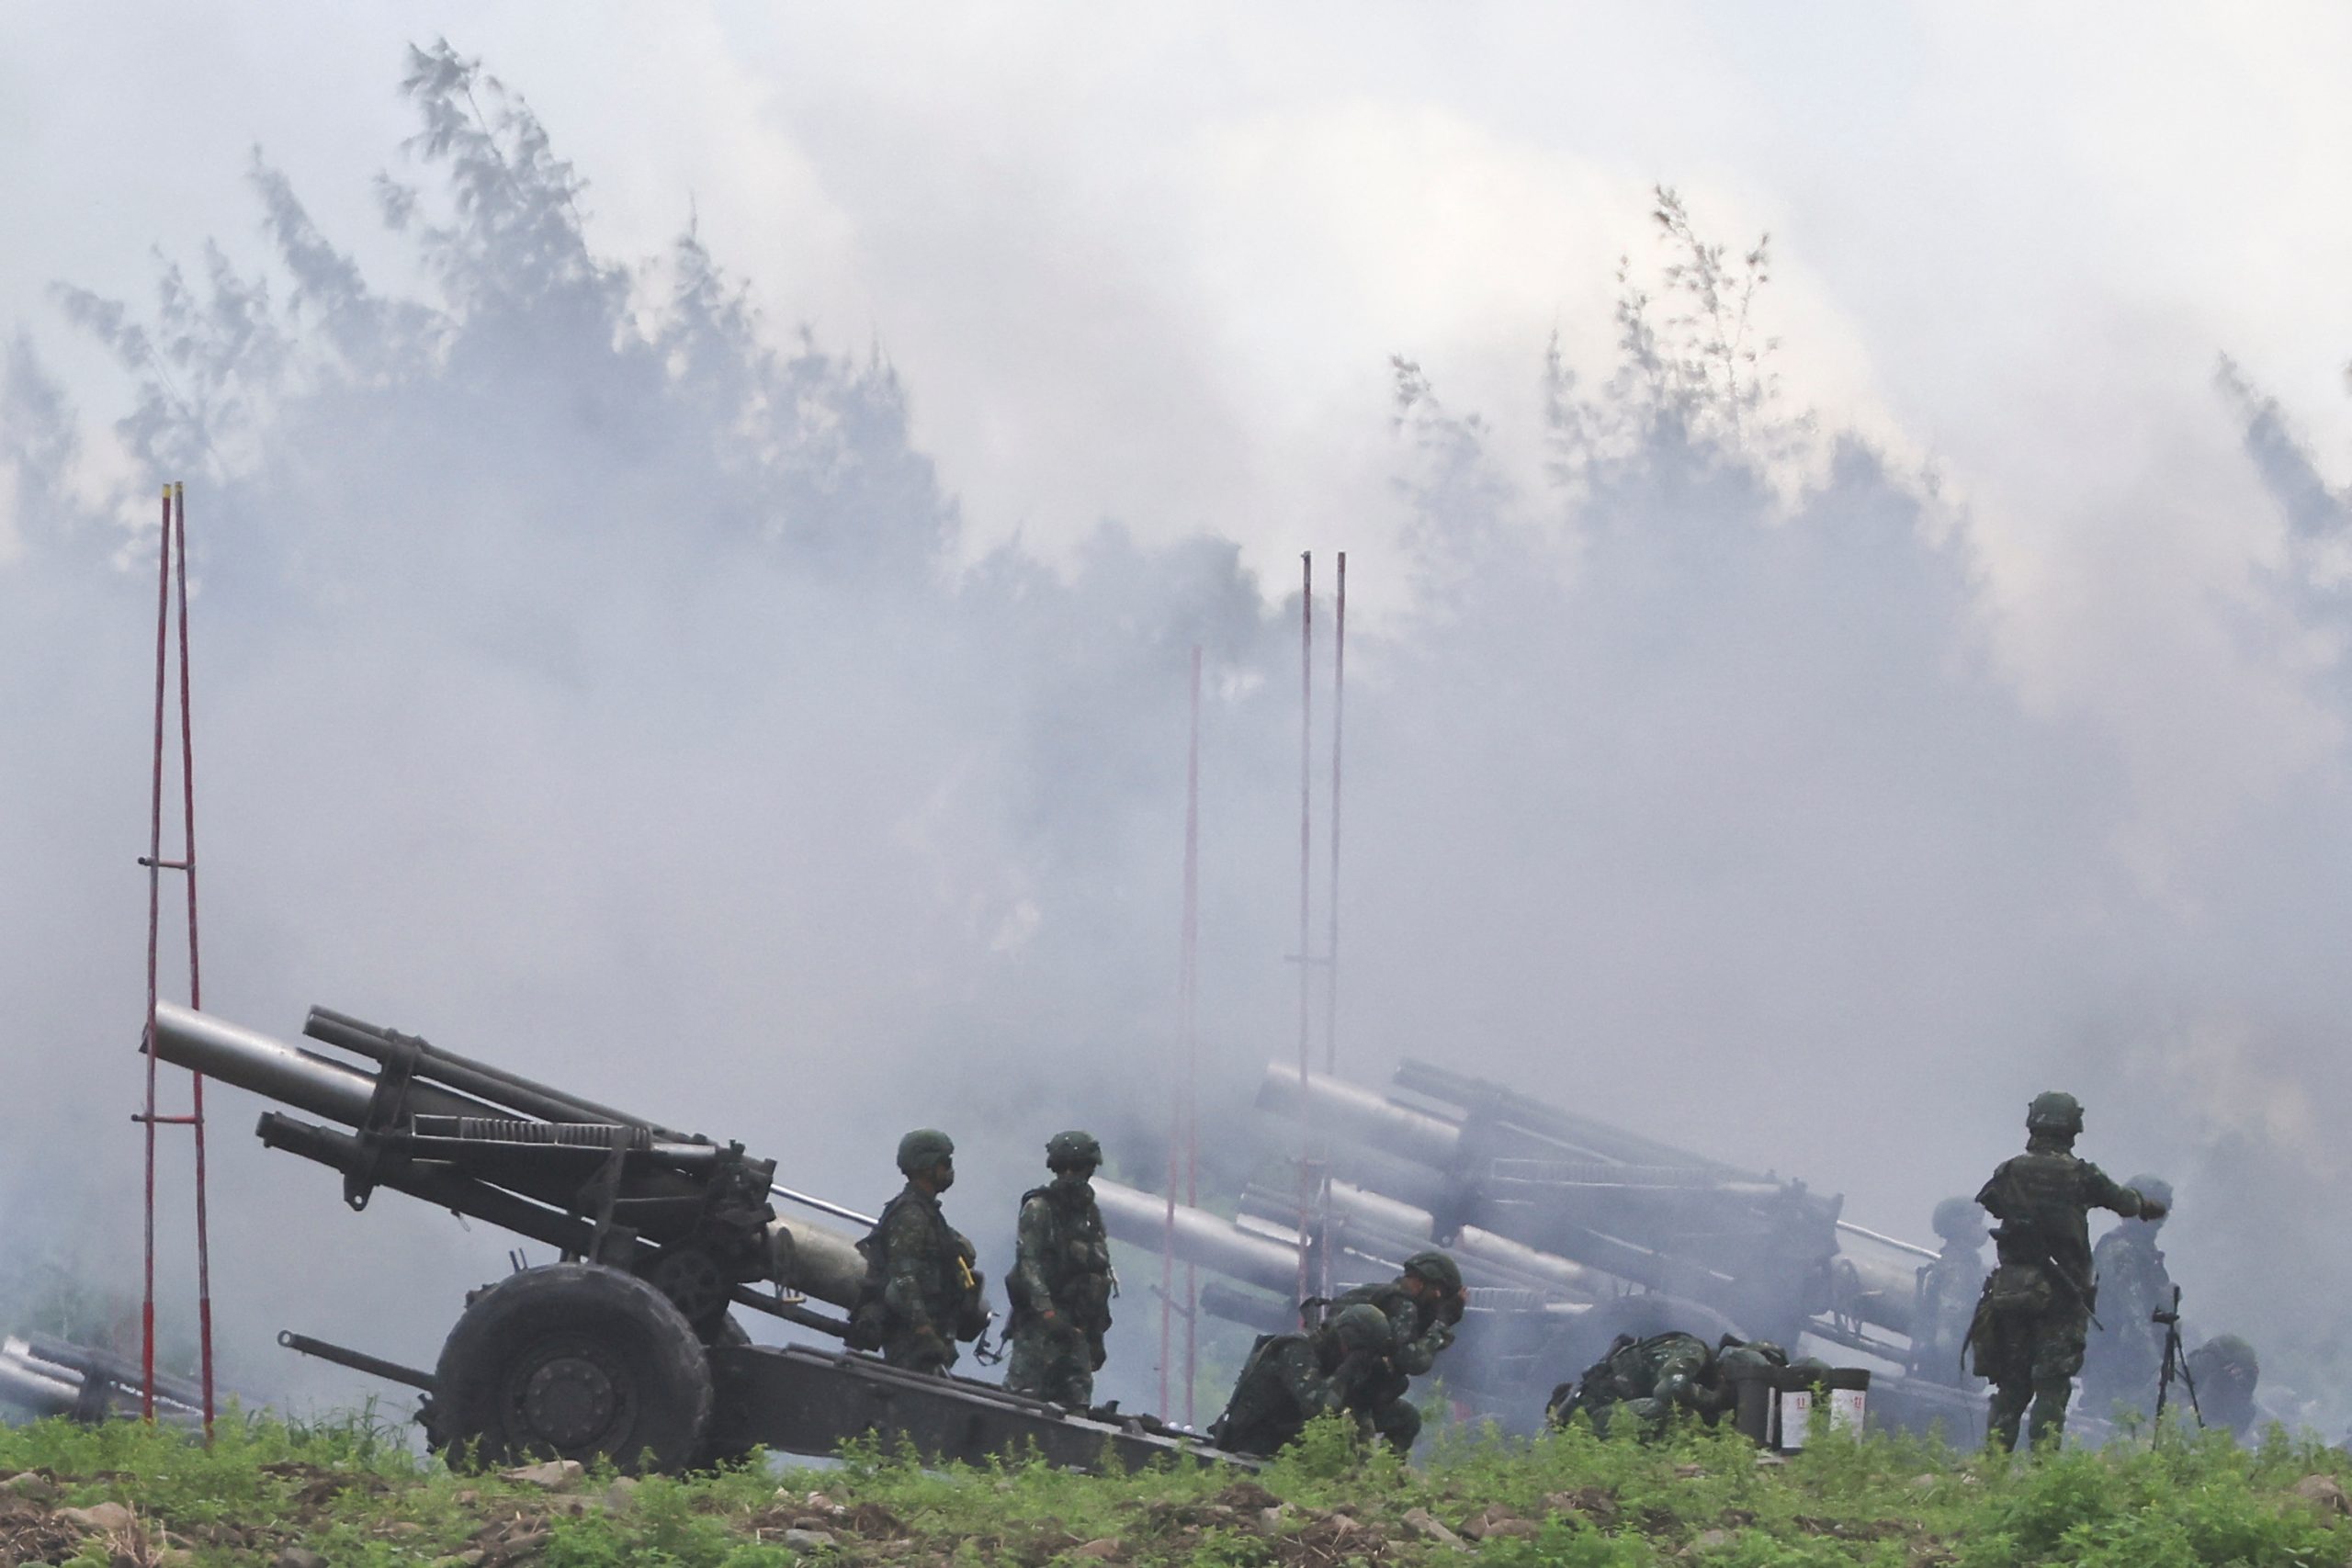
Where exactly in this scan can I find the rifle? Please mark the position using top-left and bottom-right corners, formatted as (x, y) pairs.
(2154, 1285), (2202, 1429)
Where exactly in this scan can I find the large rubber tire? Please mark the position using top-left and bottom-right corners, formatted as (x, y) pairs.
(428, 1264), (713, 1475)
(694, 1314), (763, 1472)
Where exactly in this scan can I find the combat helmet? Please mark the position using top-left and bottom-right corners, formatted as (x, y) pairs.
(2197, 1334), (2257, 1376)
(1046, 1130), (1103, 1171)
(2124, 1174), (2173, 1215)
(896, 1127), (956, 1176)
(1329, 1303), (1395, 1355)
(2026, 1090), (2085, 1139)
(1402, 1249), (1464, 1292)
(1932, 1197), (1988, 1242)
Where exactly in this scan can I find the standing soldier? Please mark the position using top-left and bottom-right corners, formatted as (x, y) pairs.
(1907, 1197), (1991, 1388)
(2080, 1174), (2175, 1424)
(1332, 1249), (1465, 1453)
(1004, 1130), (1115, 1408)
(852, 1129), (989, 1374)
(1969, 1092), (2167, 1451)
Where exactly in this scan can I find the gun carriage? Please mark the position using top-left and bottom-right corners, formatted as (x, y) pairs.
(150, 1002), (1227, 1474)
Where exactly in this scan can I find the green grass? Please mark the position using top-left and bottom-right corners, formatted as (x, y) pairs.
(0, 1410), (2346, 1566)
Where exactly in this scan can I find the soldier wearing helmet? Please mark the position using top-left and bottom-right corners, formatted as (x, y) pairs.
(1004, 1130), (1115, 1407)
(1969, 1092), (2166, 1451)
(1328, 1248), (1464, 1453)
(1208, 1303), (1398, 1457)
(1905, 1197), (1990, 1389)
(849, 1129), (989, 1374)
(2184, 1333), (2260, 1440)
(1548, 1331), (1781, 1438)
(2080, 1174), (2176, 1425)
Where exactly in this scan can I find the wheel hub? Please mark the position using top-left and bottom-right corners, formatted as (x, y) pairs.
(523, 1356), (618, 1449)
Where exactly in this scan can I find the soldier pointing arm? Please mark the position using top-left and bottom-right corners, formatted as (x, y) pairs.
(1970, 1092), (2166, 1452)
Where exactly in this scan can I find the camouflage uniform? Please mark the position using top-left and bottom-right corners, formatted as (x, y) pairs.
(2079, 1176), (2174, 1424)
(1970, 1093), (2165, 1451)
(1548, 1331), (1743, 1437)
(1906, 1197), (1990, 1389)
(1331, 1249), (1464, 1454)
(854, 1129), (988, 1374)
(1004, 1131), (1114, 1408)
(2184, 1334), (2259, 1441)
(1209, 1303), (1395, 1457)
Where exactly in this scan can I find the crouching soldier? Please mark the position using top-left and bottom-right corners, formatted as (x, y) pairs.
(2186, 1335), (2261, 1441)
(1004, 1130), (1114, 1407)
(1209, 1303), (1397, 1457)
(1548, 1331), (1779, 1437)
(851, 1128), (989, 1374)
(1332, 1249), (1464, 1453)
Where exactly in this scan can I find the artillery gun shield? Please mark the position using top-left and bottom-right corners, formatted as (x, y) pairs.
(427, 1264), (713, 1474)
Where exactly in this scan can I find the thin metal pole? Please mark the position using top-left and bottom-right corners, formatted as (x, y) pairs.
(172, 482), (216, 1436)
(1295, 553), (1315, 1307)
(1161, 645), (1205, 1423)
(1181, 645), (1202, 1425)
(140, 485), (171, 1424)
(1325, 553), (1344, 1078)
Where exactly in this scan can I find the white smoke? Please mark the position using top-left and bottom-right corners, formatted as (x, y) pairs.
(4, 40), (2351, 1433)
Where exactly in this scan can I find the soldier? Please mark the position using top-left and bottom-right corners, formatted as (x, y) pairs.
(2080, 1174), (2175, 1424)
(2184, 1334), (2259, 1441)
(1209, 1303), (1397, 1457)
(1969, 1091), (2167, 1452)
(1332, 1249), (1465, 1453)
(1907, 1197), (1991, 1388)
(1004, 1130), (1115, 1408)
(1546, 1331), (1783, 1437)
(852, 1128), (989, 1374)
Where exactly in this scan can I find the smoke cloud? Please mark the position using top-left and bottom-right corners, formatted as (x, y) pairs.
(5, 39), (2351, 1433)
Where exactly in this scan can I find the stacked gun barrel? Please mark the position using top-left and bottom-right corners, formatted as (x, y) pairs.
(0, 1333), (207, 1427)
(1097, 1057), (1984, 1438)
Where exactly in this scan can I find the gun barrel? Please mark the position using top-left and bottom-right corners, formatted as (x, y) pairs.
(1254, 1065), (1463, 1168)
(0, 1350), (80, 1419)
(305, 1007), (691, 1139)
(1093, 1179), (1301, 1297)
(150, 1002), (495, 1127)
(1393, 1058), (1751, 1176)
(1254, 1181), (1602, 1299)
(21, 1331), (207, 1410)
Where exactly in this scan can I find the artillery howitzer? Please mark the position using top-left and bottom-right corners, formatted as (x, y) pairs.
(0, 1332), (208, 1427)
(1099, 1058), (1984, 1439)
(150, 1001), (1227, 1473)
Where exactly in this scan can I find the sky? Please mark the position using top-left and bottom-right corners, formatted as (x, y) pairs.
(4, 3), (2352, 1429)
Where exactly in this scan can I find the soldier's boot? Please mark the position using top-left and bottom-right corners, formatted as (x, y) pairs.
(1046, 1359), (1093, 1410)
(2025, 1374), (2073, 1450)
(1370, 1397), (1422, 1455)
(1002, 1330), (1048, 1399)
(1986, 1380), (2032, 1452)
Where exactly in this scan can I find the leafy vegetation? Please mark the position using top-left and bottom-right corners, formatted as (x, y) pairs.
(2, 1408), (2346, 1566)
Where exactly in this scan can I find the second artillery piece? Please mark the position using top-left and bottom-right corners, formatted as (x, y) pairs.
(1098, 1057), (1984, 1439)
(150, 1001), (1228, 1474)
